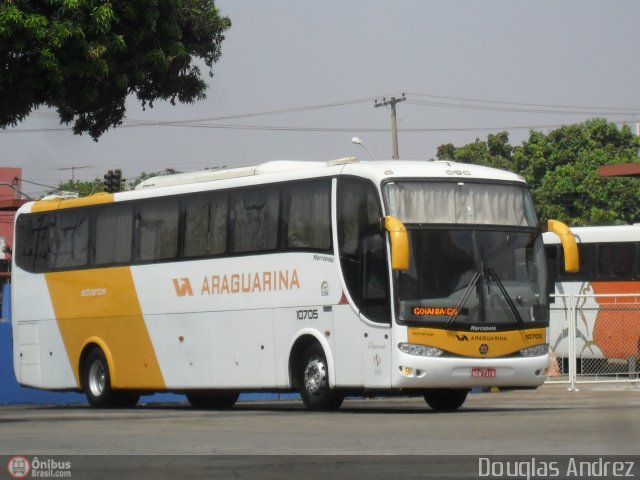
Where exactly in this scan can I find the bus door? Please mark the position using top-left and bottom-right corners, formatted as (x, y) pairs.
(359, 233), (392, 388)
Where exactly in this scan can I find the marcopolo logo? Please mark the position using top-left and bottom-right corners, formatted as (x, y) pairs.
(8, 456), (72, 478)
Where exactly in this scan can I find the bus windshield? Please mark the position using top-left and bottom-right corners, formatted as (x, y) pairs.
(384, 181), (546, 328)
(394, 228), (548, 327)
(385, 180), (538, 227)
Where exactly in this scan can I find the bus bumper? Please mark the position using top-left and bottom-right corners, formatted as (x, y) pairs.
(392, 353), (549, 389)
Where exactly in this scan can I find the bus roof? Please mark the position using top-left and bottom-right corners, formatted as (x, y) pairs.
(543, 224), (640, 244)
(135, 158), (525, 190)
(21, 158), (526, 214)
(341, 159), (525, 184)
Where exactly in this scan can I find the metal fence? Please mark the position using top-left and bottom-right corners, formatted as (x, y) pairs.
(546, 293), (640, 390)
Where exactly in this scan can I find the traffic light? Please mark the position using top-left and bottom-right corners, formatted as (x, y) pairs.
(103, 169), (125, 193)
(113, 169), (123, 192)
(103, 170), (114, 193)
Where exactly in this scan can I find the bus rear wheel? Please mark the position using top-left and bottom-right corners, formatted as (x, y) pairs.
(299, 345), (344, 411)
(423, 388), (468, 412)
(186, 391), (239, 409)
(82, 348), (139, 408)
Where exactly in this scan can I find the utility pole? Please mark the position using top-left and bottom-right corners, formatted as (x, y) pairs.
(374, 93), (406, 159)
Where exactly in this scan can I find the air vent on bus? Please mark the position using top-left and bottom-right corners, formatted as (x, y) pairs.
(135, 166), (258, 190)
(135, 158), (357, 190)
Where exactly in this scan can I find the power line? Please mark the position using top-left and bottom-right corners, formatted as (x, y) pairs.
(7, 96), (382, 129)
(26, 93), (640, 119)
(404, 99), (640, 117)
(404, 91), (640, 112)
(134, 96), (381, 124)
(20, 178), (63, 191)
(104, 119), (640, 133)
(5, 119), (639, 135)
(2, 92), (639, 135)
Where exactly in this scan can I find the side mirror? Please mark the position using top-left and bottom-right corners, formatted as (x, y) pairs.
(384, 216), (409, 271)
(546, 219), (579, 273)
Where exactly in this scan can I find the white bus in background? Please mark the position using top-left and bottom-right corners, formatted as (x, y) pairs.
(544, 225), (640, 372)
(12, 158), (577, 411)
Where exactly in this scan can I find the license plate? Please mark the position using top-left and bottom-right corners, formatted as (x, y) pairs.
(471, 368), (496, 378)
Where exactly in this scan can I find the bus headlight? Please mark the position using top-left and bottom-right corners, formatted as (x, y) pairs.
(519, 344), (549, 357)
(398, 342), (444, 357)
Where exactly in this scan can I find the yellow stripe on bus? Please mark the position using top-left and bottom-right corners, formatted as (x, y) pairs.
(31, 193), (114, 212)
(408, 327), (547, 358)
(44, 267), (166, 390)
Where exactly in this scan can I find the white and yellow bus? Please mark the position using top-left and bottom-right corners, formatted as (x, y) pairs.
(11, 158), (577, 410)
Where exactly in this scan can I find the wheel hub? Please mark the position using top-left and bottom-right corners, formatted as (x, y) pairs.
(88, 361), (106, 397)
(304, 358), (327, 394)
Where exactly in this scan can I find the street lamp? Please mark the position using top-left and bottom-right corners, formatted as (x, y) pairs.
(351, 137), (376, 160)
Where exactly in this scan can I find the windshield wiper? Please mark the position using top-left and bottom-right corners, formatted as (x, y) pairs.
(446, 268), (525, 326)
(446, 270), (482, 326)
(485, 268), (524, 324)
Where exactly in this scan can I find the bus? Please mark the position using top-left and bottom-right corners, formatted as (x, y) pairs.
(12, 158), (578, 411)
(544, 225), (640, 372)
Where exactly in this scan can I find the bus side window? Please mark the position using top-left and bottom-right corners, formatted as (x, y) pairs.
(95, 204), (133, 266)
(338, 179), (381, 256)
(16, 213), (51, 273)
(230, 187), (279, 253)
(598, 242), (635, 279)
(48, 210), (89, 271)
(183, 194), (227, 257)
(135, 199), (180, 262)
(559, 243), (594, 282)
(337, 178), (384, 316)
(282, 181), (331, 251)
(360, 233), (390, 324)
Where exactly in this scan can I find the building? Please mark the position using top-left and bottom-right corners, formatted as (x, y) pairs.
(0, 168), (26, 261)
(597, 163), (640, 178)
(0, 168), (27, 320)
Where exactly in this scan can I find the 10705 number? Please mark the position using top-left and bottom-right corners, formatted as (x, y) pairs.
(296, 309), (319, 320)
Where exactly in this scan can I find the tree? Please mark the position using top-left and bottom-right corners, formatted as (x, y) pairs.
(438, 132), (513, 171)
(128, 168), (181, 189)
(0, 0), (231, 140)
(436, 119), (640, 225)
(52, 178), (104, 196)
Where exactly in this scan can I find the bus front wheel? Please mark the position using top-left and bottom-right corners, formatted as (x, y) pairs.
(82, 348), (139, 408)
(423, 388), (468, 412)
(299, 345), (344, 411)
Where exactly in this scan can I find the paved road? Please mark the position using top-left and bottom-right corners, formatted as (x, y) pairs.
(0, 383), (638, 479)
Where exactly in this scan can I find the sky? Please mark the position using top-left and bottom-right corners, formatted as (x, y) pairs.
(2, 0), (640, 198)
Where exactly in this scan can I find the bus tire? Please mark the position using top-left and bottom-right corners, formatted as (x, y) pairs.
(299, 344), (344, 411)
(82, 348), (139, 408)
(186, 391), (239, 409)
(82, 348), (114, 408)
(423, 388), (468, 412)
